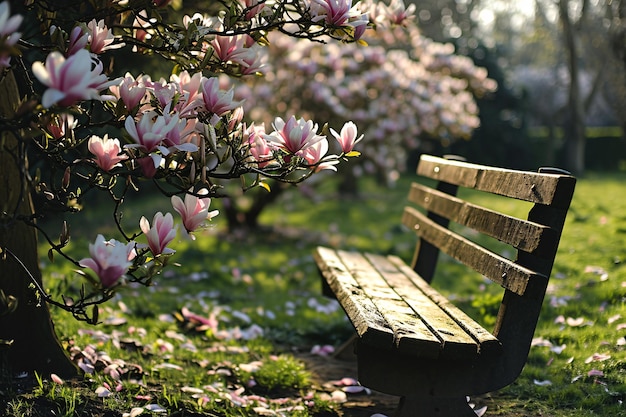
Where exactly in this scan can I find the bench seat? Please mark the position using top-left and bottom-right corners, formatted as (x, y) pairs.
(315, 247), (502, 360)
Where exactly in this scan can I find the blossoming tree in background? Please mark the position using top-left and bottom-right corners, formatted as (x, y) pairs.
(0, 0), (413, 378)
(223, 0), (497, 229)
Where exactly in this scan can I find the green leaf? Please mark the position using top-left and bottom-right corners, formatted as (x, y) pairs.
(345, 151), (361, 157)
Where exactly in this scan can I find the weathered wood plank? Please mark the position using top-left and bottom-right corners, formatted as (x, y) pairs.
(402, 207), (548, 297)
(335, 250), (444, 358)
(362, 253), (481, 359)
(385, 255), (503, 357)
(417, 155), (575, 208)
(313, 247), (394, 349)
(408, 183), (559, 255)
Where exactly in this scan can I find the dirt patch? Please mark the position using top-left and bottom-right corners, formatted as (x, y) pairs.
(298, 351), (398, 417)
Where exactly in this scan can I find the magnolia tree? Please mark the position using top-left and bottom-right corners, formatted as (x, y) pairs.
(0, 0), (414, 378)
(222, 2), (497, 228)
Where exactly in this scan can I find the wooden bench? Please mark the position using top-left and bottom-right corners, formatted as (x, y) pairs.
(314, 155), (576, 416)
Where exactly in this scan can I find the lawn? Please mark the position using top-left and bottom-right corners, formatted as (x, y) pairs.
(2, 171), (626, 416)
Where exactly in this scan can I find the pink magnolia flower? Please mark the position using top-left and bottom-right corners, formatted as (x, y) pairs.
(200, 77), (243, 117)
(310, 0), (360, 26)
(150, 79), (178, 109)
(380, 0), (415, 26)
(47, 113), (77, 140)
(88, 134), (128, 172)
(240, 0), (267, 20)
(350, 14), (369, 40)
(330, 121), (363, 153)
(0, 1), (23, 69)
(171, 189), (219, 239)
(264, 116), (326, 156)
(32, 49), (118, 108)
(132, 10), (151, 45)
(170, 71), (203, 116)
(87, 19), (125, 54)
(238, 45), (266, 75)
(302, 140), (339, 172)
(140, 212), (176, 256)
(109, 73), (150, 111)
(124, 111), (179, 153)
(79, 234), (136, 288)
(211, 35), (250, 64)
(244, 123), (274, 168)
(66, 26), (89, 56)
(136, 156), (158, 178)
(163, 118), (199, 152)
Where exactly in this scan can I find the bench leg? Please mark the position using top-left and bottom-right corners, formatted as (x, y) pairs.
(333, 333), (358, 360)
(394, 395), (478, 417)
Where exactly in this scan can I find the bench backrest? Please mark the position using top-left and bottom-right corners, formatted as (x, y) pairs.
(402, 155), (576, 350)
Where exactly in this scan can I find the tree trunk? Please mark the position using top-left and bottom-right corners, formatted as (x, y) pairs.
(222, 181), (291, 232)
(559, 0), (587, 175)
(0, 71), (78, 379)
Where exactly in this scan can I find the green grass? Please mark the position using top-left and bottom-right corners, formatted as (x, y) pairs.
(3, 172), (626, 416)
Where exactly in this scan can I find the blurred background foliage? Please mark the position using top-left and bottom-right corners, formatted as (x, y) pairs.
(215, 0), (626, 229)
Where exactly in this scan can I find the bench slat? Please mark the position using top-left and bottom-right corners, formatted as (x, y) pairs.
(362, 252), (483, 359)
(336, 250), (444, 358)
(402, 207), (548, 297)
(417, 155), (574, 208)
(313, 246), (395, 350)
(408, 183), (558, 254)
(385, 255), (503, 357)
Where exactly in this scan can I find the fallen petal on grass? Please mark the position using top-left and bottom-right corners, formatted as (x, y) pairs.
(330, 390), (348, 403)
(608, 314), (622, 324)
(533, 379), (553, 386)
(343, 385), (370, 394)
(473, 405), (488, 416)
(310, 344), (335, 356)
(566, 317), (586, 327)
(153, 362), (184, 371)
(122, 407), (144, 417)
(181, 386), (204, 394)
(95, 386), (112, 397)
(50, 373), (64, 385)
(585, 353), (611, 363)
(145, 404), (167, 413)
